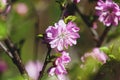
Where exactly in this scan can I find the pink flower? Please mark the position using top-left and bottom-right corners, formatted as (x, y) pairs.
(25, 61), (43, 80)
(15, 3), (28, 15)
(81, 48), (108, 64)
(95, 0), (120, 26)
(72, 0), (80, 3)
(92, 21), (98, 30)
(55, 51), (71, 65)
(49, 64), (67, 76)
(0, 59), (7, 73)
(46, 20), (80, 51)
(48, 51), (71, 80)
(92, 48), (108, 64)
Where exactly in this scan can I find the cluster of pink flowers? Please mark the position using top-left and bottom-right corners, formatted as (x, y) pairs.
(95, 0), (120, 26)
(81, 48), (108, 64)
(45, 20), (80, 79)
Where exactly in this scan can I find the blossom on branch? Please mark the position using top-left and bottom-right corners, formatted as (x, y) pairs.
(55, 51), (71, 65)
(95, 0), (120, 26)
(45, 20), (80, 51)
(49, 51), (71, 80)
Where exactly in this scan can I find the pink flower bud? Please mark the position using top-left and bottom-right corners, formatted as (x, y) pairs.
(72, 0), (80, 3)
(15, 3), (28, 16)
(0, 59), (7, 73)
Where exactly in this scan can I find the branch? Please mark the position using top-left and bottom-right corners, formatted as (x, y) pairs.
(33, 11), (40, 61)
(38, 47), (51, 80)
(0, 41), (13, 58)
(3, 38), (28, 75)
(96, 26), (112, 47)
(75, 4), (99, 42)
(60, 3), (76, 19)
(75, 4), (112, 47)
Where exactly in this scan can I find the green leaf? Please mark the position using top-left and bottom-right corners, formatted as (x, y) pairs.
(64, 15), (77, 23)
(108, 55), (116, 59)
(51, 53), (62, 59)
(38, 34), (43, 38)
(100, 47), (110, 54)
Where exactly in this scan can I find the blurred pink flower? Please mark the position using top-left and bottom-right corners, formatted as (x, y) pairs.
(0, 59), (7, 73)
(25, 61), (43, 80)
(15, 3), (28, 15)
(81, 48), (108, 64)
(72, 0), (80, 3)
(92, 21), (98, 30)
(5, 5), (11, 14)
(46, 20), (80, 51)
(92, 48), (108, 64)
(0, 0), (7, 5)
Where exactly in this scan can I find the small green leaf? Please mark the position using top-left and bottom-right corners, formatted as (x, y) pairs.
(38, 34), (43, 38)
(64, 16), (77, 23)
(100, 47), (110, 54)
(52, 53), (62, 58)
(109, 55), (116, 59)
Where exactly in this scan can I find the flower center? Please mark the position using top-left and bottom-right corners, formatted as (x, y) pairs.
(58, 32), (68, 39)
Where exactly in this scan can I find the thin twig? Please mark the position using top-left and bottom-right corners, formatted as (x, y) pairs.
(34, 12), (40, 61)
(60, 4), (67, 19)
(38, 47), (51, 80)
(96, 26), (112, 47)
(75, 4), (99, 41)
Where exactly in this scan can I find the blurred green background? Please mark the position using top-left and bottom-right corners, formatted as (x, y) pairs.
(0, 0), (120, 80)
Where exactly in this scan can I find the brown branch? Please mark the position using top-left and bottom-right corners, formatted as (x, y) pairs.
(0, 41), (13, 58)
(75, 4), (99, 42)
(75, 4), (112, 47)
(96, 26), (112, 47)
(33, 12), (40, 61)
(38, 47), (51, 80)
(3, 38), (28, 75)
